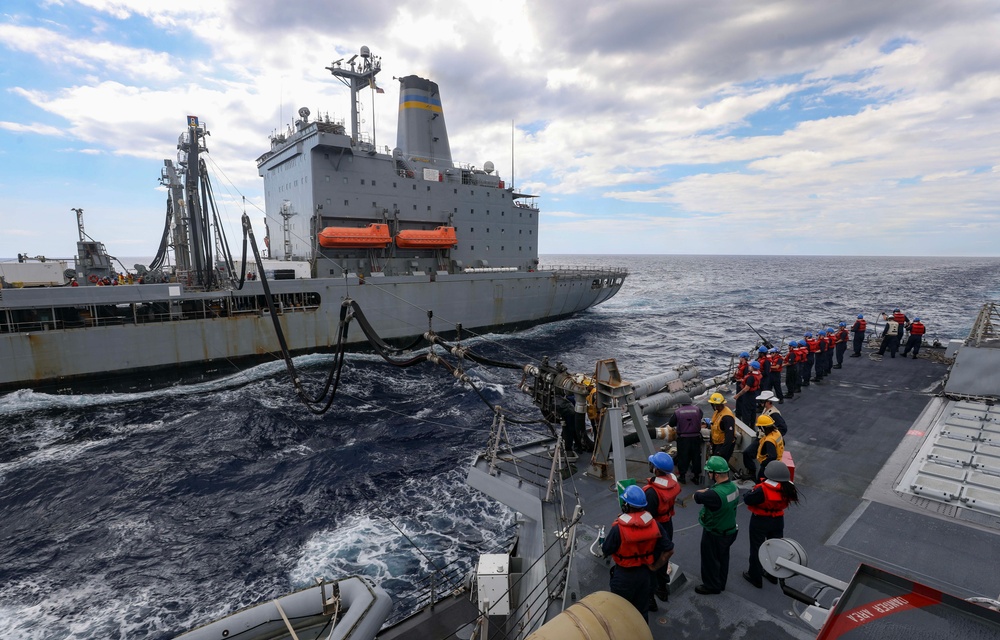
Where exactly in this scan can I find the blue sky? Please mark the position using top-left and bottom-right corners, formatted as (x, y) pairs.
(2, 0), (999, 258)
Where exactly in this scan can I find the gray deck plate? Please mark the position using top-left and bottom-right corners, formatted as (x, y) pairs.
(944, 346), (1000, 398)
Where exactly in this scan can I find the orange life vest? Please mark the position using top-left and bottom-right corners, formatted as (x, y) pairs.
(746, 480), (791, 517)
(910, 321), (926, 335)
(644, 475), (681, 523)
(768, 352), (783, 373)
(611, 511), (660, 568)
(805, 338), (819, 353)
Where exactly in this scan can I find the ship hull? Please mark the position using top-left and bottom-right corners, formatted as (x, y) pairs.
(0, 269), (624, 392)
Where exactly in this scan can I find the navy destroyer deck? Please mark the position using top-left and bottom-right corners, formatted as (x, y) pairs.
(564, 341), (1000, 638)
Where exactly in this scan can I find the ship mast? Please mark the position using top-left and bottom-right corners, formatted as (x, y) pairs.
(325, 46), (382, 145)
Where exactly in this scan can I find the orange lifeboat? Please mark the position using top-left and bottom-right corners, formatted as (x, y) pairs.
(318, 223), (392, 248)
(395, 226), (458, 249)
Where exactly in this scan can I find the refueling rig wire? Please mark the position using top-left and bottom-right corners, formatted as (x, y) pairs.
(240, 211), (552, 424)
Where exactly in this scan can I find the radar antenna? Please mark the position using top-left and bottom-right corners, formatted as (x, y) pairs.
(325, 46), (382, 145)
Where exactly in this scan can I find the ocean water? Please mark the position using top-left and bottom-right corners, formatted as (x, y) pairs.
(1, 254), (999, 639)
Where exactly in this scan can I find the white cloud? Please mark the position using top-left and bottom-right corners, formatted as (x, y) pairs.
(2, 0), (1000, 257)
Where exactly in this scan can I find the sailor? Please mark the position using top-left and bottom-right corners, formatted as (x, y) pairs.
(902, 317), (926, 359)
(802, 333), (817, 386)
(742, 391), (786, 479)
(823, 328), (837, 375)
(669, 402), (704, 484)
(742, 461), (798, 588)
(734, 361), (762, 428)
(756, 391), (787, 436)
(601, 485), (674, 620)
(733, 351), (750, 389)
(813, 330), (827, 382)
(850, 314), (867, 357)
(766, 347), (784, 402)
(754, 414), (784, 481)
(707, 393), (736, 465)
(70, 278), (79, 287)
(892, 308), (909, 333)
(783, 342), (798, 399)
(555, 394), (582, 454)
(693, 456), (740, 595)
(833, 322), (850, 368)
(878, 313), (901, 358)
(643, 452), (681, 604)
(755, 345), (771, 393)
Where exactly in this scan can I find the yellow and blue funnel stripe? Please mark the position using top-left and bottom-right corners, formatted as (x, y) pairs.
(399, 92), (443, 113)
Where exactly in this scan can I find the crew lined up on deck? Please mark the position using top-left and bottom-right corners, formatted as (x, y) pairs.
(732, 308), (926, 404)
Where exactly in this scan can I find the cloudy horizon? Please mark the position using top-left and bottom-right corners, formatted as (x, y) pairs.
(2, 0), (999, 259)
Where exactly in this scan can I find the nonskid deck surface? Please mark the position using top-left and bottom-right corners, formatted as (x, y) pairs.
(568, 343), (998, 639)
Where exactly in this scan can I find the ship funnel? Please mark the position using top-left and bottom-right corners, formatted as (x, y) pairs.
(396, 75), (453, 168)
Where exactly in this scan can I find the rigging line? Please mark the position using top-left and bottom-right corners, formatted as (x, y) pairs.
(345, 276), (548, 365)
(371, 502), (446, 575)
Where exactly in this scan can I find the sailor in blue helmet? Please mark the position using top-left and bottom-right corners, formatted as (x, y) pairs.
(734, 360), (762, 428)
(755, 345), (772, 396)
(823, 328), (837, 376)
(813, 330), (828, 382)
(783, 342), (799, 399)
(643, 452), (681, 604)
(833, 321), (850, 368)
(850, 314), (867, 357)
(601, 484), (674, 620)
(766, 347), (784, 402)
(802, 332), (817, 386)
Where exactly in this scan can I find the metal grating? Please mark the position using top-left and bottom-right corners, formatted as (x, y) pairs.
(898, 396), (1000, 524)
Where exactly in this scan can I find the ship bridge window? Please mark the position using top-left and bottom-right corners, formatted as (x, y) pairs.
(413, 204), (417, 210)
(344, 199), (349, 206)
(427, 185), (431, 191)
(470, 190), (475, 196)
(361, 179), (365, 185)
(413, 184), (417, 190)
(454, 188), (458, 194)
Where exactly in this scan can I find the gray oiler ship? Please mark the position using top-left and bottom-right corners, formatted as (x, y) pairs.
(0, 46), (626, 392)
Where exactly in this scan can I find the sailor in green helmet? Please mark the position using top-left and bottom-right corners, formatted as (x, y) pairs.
(692, 455), (740, 594)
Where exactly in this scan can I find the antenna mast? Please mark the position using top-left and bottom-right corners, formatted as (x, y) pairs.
(326, 46), (382, 145)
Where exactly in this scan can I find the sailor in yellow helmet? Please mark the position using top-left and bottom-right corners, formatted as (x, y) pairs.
(707, 392), (736, 466)
(754, 415), (784, 481)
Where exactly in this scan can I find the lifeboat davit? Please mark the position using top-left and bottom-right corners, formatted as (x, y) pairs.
(395, 226), (458, 249)
(318, 223), (392, 249)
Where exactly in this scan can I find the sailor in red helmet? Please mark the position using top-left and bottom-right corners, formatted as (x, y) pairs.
(601, 484), (674, 620)
(643, 452), (681, 605)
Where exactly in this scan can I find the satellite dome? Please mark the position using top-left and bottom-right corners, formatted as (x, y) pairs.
(484, 161), (495, 174)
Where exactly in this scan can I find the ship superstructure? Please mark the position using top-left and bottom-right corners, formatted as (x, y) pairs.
(256, 46), (539, 280)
